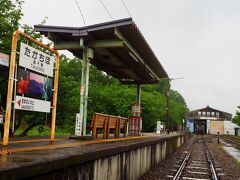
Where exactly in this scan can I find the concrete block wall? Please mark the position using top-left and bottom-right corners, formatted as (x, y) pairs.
(93, 141), (169, 180)
(79, 136), (185, 180)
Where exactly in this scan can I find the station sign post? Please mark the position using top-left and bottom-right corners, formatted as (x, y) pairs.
(3, 31), (60, 146)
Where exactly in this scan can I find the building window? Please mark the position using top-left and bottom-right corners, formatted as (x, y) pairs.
(198, 111), (201, 115)
(216, 112), (219, 117)
(202, 112), (206, 117)
(211, 112), (215, 117)
(207, 112), (210, 116)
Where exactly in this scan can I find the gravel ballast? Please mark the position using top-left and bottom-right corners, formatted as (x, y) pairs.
(140, 135), (240, 180)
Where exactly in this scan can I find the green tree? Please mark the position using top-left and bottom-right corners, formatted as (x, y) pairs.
(56, 56), (81, 133)
(233, 107), (240, 126)
(0, 0), (24, 54)
(141, 91), (166, 131)
(0, 0), (24, 108)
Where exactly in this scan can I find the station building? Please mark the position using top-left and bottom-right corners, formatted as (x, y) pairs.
(186, 106), (239, 135)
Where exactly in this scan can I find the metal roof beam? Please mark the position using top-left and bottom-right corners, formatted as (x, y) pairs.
(110, 66), (145, 70)
(114, 28), (159, 81)
(54, 39), (124, 50)
(89, 40), (125, 49)
(54, 41), (81, 50)
(120, 80), (158, 84)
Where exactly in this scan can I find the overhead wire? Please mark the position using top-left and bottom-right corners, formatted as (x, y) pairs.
(98, 0), (114, 20)
(73, 0), (87, 27)
(120, 0), (132, 17)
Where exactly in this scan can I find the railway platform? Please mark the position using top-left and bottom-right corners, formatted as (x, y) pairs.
(0, 132), (188, 179)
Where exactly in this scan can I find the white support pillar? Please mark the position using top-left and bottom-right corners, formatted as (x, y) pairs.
(82, 48), (93, 135)
(78, 39), (93, 136)
(136, 84), (141, 116)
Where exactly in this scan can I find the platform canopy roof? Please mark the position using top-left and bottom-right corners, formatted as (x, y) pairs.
(34, 18), (168, 84)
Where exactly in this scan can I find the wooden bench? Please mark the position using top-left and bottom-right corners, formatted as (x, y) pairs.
(92, 113), (108, 139)
(118, 117), (128, 138)
(91, 112), (127, 139)
(107, 116), (118, 138)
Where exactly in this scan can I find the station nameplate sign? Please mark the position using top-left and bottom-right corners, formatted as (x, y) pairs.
(19, 42), (54, 77)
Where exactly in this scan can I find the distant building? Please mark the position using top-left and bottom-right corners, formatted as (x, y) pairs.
(186, 106), (239, 135)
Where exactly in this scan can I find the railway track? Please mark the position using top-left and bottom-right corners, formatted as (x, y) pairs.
(166, 137), (220, 180)
(221, 135), (240, 149)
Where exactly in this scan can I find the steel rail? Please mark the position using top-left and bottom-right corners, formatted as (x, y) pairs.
(222, 136), (240, 147)
(173, 137), (219, 180)
(172, 140), (195, 180)
(203, 141), (219, 180)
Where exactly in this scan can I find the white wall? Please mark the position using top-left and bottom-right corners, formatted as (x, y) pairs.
(207, 120), (211, 134)
(224, 121), (240, 135)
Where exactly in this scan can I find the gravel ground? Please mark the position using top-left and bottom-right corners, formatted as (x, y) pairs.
(140, 135), (240, 180)
(207, 138), (240, 180)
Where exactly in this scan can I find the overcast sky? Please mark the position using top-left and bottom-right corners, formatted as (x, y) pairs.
(21, 0), (240, 115)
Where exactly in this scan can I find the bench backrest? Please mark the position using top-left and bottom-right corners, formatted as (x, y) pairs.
(93, 113), (107, 128)
(119, 117), (127, 129)
(108, 116), (118, 128)
(92, 112), (128, 130)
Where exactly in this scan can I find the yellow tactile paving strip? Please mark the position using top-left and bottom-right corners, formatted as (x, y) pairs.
(0, 138), (68, 145)
(0, 136), (149, 156)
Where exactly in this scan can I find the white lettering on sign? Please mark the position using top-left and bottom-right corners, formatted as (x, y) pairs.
(132, 105), (141, 113)
(75, 113), (82, 136)
(0, 53), (9, 67)
(19, 42), (54, 77)
(15, 96), (51, 113)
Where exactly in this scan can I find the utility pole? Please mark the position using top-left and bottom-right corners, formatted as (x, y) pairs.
(166, 90), (170, 132)
(164, 77), (184, 133)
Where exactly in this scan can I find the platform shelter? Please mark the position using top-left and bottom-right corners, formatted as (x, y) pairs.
(34, 18), (168, 135)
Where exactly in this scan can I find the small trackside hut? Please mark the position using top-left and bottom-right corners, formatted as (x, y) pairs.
(34, 18), (168, 137)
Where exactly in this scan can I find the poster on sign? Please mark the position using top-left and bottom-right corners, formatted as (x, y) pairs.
(19, 42), (54, 77)
(17, 68), (53, 101)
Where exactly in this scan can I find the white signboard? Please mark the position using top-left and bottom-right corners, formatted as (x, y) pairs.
(15, 96), (51, 113)
(75, 113), (82, 136)
(19, 42), (54, 77)
(0, 115), (3, 124)
(156, 121), (161, 134)
(0, 53), (9, 67)
(132, 105), (141, 113)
